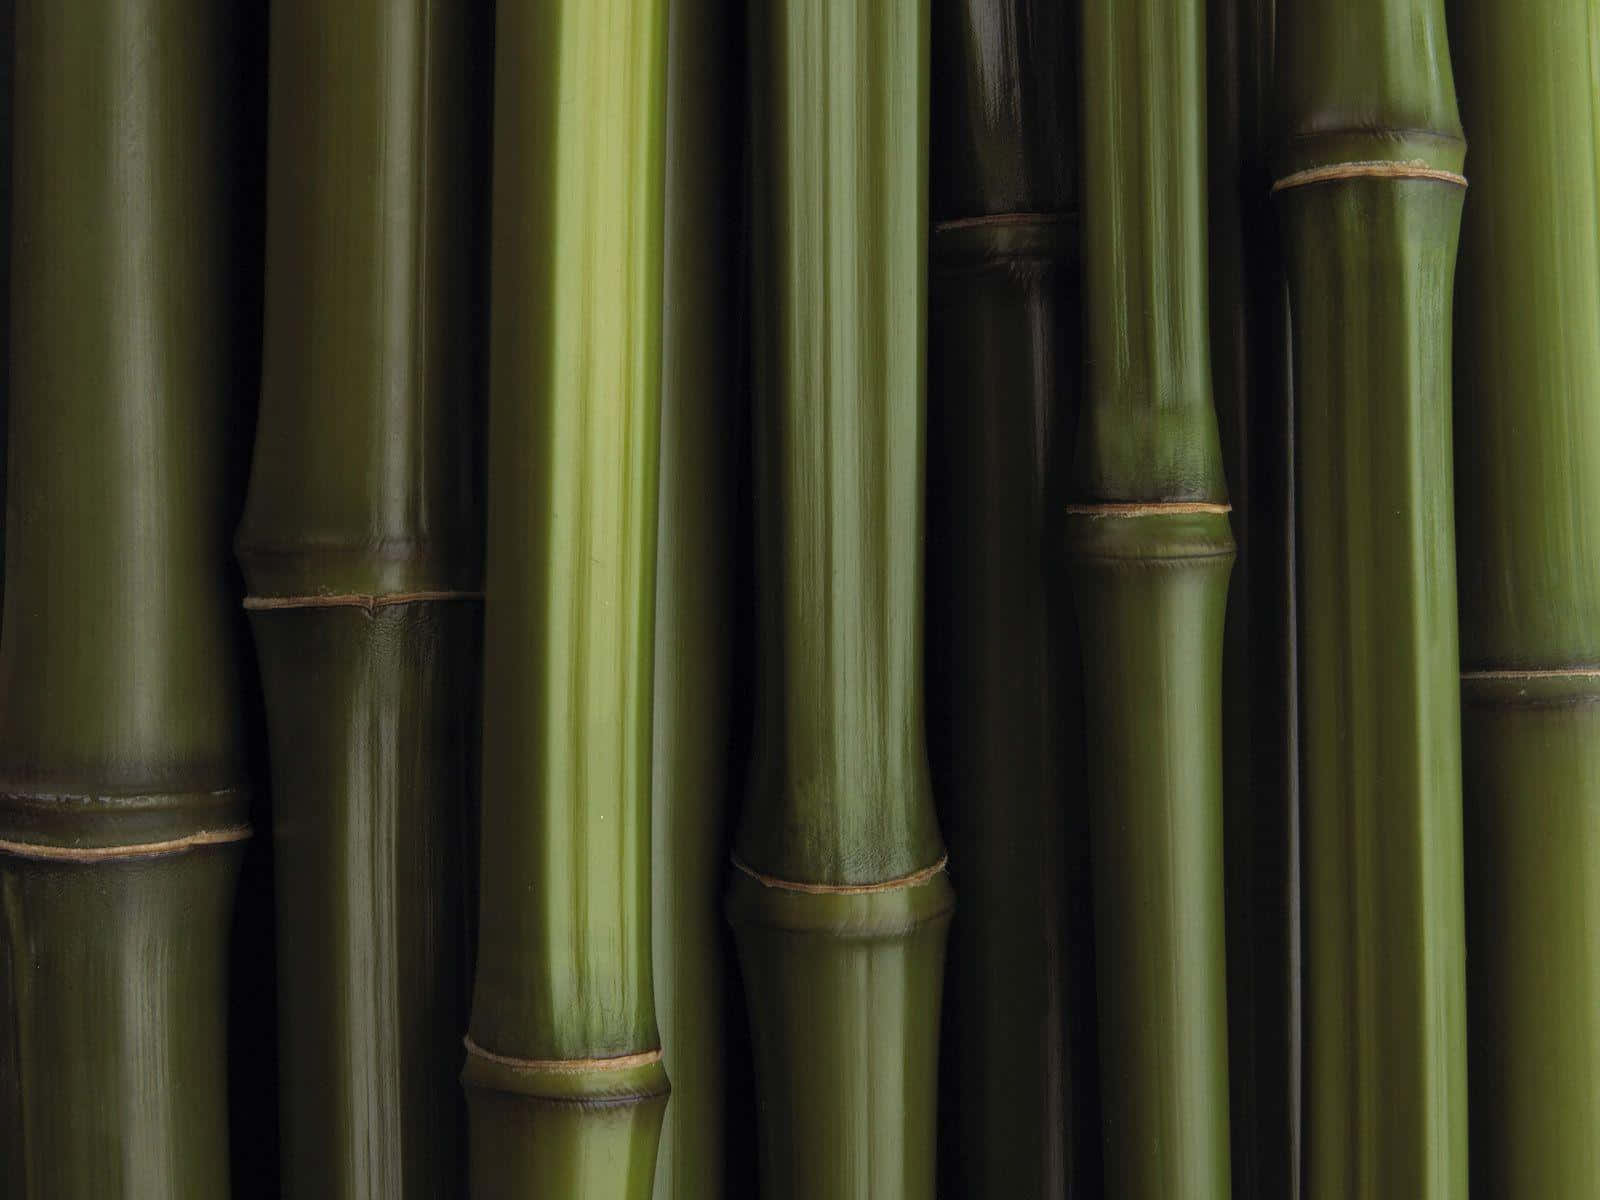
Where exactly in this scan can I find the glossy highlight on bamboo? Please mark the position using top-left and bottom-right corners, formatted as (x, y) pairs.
(465, 2), (671, 1195)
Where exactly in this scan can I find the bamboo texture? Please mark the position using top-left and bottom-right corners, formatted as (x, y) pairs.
(234, 3), (489, 1195)
(1275, 3), (1468, 1196)
(651, 0), (754, 1197)
(731, 3), (954, 1197)
(464, 2), (671, 1196)
(1067, 1), (1234, 1196)
(1205, 1), (1299, 1196)
(926, 2), (1100, 1196)
(1452, 5), (1600, 1194)
(0, 2), (258, 1194)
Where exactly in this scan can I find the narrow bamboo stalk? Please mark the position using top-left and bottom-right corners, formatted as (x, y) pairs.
(1067, 1), (1233, 1195)
(1452, 5), (1600, 1194)
(0, 2), (258, 1193)
(651, 0), (751, 1196)
(1274, 4), (1468, 1196)
(464, 2), (671, 1195)
(234, 3), (489, 1195)
(926, 3), (1099, 1196)
(1205, 1), (1299, 1196)
(731, 4), (953, 1198)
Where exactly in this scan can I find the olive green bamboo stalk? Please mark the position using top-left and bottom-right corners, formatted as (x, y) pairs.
(1274, 4), (1468, 1196)
(234, 3), (489, 1195)
(1205, 1), (1299, 1196)
(926, 3), (1099, 1196)
(1066, 2), (1233, 1196)
(730, 4), (953, 1198)
(464, 3), (670, 1196)
(651, 0), (752, 1196)
(1452, 5), (1600, 1194)
(0, 2), (258, 1194)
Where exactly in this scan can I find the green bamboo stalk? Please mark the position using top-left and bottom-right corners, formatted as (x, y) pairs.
(730, 4), (953, 1198)
(1205, 1), (1299, 1196)
(1452, 5), (1600, 1194)
(1274, 3), (1468, 1196)
(1067, 1), (1233, 1196)
(651, 0), (751, 1196)
(0, 2), (258, 1194)
(234, 3), (488, 1195)
(464, 2), (671, 1196)
(926, 3), (1100, 1196)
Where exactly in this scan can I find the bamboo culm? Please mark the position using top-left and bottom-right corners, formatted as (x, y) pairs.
(0, 2), (260, 1194)
(1067, 0), (1234, 1195)
(731, 3), (954, 1198)
(1452, 3), (1600, 1194)
(926, 1), (1100, 1195)
(1275, 2), (1469, 1196)
(651, 0), (755, 1196)
(464, 2), (672, 1196)
(234, 3), (490, 1196)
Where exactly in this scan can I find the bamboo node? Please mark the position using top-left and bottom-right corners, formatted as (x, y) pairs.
(243, 589), (483, 612)
(1063, 501), (1232, 517)
(0, 825), (252, 863)
(462, 1036), (662, 1074)
(730, 854), (949, 895)
(1461, 667), (1600, 680)
(1271, 160), (1467, 193)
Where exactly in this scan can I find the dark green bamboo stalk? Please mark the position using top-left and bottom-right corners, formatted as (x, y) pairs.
(1452, 5), (1600, 1194)
(234, 3), (489, 1195)
(1066, 1), (1233, 1196)
(1275, 3), (1468, 1196)
(926, 3), (1099, 1196)
(651, 0), (751, 1196)
(0, 2), (258, 1194)
(1205, 1), (1299, 1196)
(730, 4), (953, 1198)
(464, 3), (670, 1196)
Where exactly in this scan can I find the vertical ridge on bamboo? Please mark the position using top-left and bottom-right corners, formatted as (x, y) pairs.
(651, 0), (750, 1196)
(730, 3), (954, 1198)
(464, 2), (671, 1195)
(1205, 0), (1299, 1195)
(234, 3), (489, 1195)
(1066, 0), (1234, 1195)
(0, 2), (257, 1193)
(1452, 4), (1600, 1194)
(1275, 2), (1468, 1196)
(926, 2), (1099, 1195)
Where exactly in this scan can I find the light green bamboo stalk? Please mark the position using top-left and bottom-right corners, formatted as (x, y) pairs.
(651, 0), (750, 1196)
(463, 2), (671, 1196)
(1452, 3), (1600, 1195)
(1275, 2), (1468, 1196)
(730, 4), (954, 1198)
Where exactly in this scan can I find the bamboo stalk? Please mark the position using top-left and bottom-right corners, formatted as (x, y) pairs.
(926, 3), (1100, 1196)
(651, 0), (752, 1196)
(1205, 1), (1299, 1196)
(234, 3), (489, 1195)
(1067, 1), (1233, 1196)
(0, 2), (258, 1193)
(1274, 3), (1468, 1196)
(464, 2), (671, 1195)
(1451, 5), (1600, 1194)
(730, 4), (953, 1198)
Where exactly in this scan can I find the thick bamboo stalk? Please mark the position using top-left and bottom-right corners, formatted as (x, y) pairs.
(651, 0), (752, 1196)
(1067, 1), (1233, 1196)
(1205, 1), (1299, 1196)
(464, 2), (671, 1196)
(0, 2), (258, 1194)
(1452, 5), (1600, 1194)
(234, 3), (489, 1195)
(926, 3), (1100, 1196)
(1275, 4), (1468, 1196)
(731, 4), (953, 1198)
